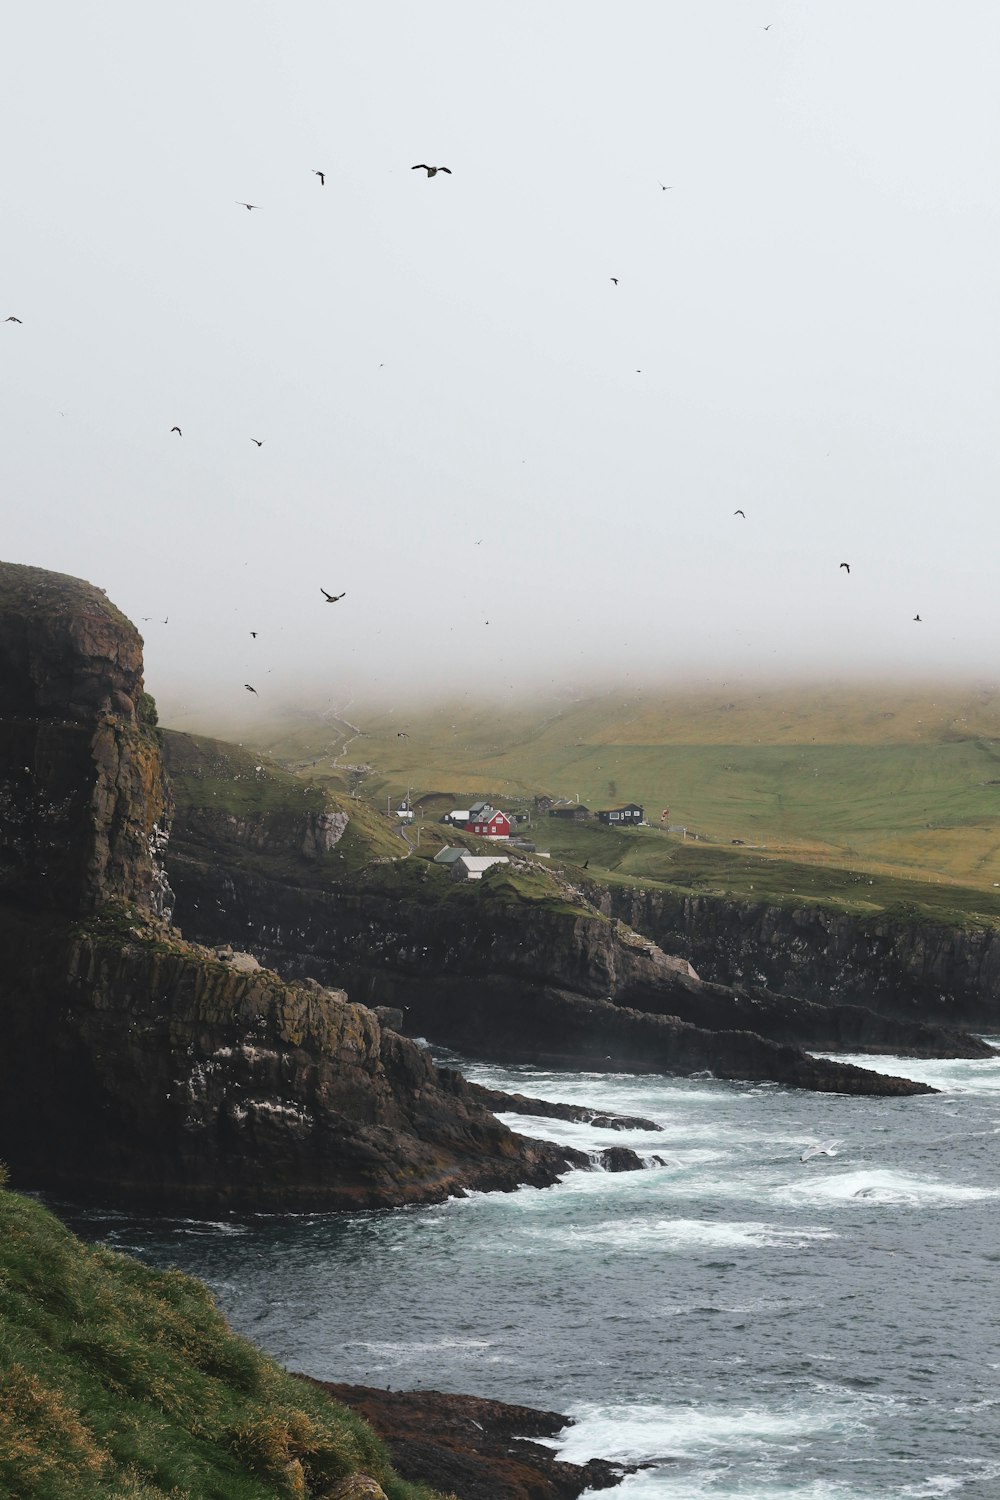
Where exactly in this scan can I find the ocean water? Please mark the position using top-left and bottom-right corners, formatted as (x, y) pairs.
(70, 1045), (1000, 1499)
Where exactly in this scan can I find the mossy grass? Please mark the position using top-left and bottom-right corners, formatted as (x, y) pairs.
(163, 731), (403, 880)
(0, 1186), (447, 1500)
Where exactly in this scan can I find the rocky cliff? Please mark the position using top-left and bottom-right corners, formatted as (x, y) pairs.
(0, 562), (583, 1210)
(600, 885), (1000, 1031)
(0, 563), (170, 917)
(163, 780), (951, 1095)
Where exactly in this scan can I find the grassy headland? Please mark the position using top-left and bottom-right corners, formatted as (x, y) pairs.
(0, 1179), (443, 1500)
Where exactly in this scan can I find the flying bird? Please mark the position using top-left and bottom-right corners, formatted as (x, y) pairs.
(321, 588), (345, 603)
(411, 164), (451, 176)
(244, 684), (257, 694)
(250, 631), (257, 638)
(800, 1139), (839, 1162)
(659, 183), (673, 191)
(170, 426), (182, 435)
(397, 731), (409, 738)
(313, 170), (325, 185)
(913, 614), (922, 622)
(734, 509), (745, 518)
(251, 438), (264, 446)
(5, 316), (22, 323)
(236, 202), (261, 211)
(610, 277), (619, 285)
(840, 563), (850, 573)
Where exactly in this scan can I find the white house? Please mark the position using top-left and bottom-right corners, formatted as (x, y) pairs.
(450, 854), (510, 881)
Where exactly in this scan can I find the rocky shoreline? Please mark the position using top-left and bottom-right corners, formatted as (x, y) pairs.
(309, 1380), (632, 1500)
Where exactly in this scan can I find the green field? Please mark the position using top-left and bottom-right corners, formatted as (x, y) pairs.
(209, 682), (1000, 911)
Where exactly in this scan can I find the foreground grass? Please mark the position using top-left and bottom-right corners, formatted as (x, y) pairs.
(0, 1183), (445, 1500)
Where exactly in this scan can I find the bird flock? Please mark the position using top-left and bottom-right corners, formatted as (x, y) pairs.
(5, 90), (927, 709)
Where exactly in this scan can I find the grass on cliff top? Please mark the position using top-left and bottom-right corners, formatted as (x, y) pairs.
(0, 561), (135, 636)
(0, 1182), (446, 1500)
(163, 730), (403, 879)
(163, 732), (329, 817)
(538, 818), (1000, 926)
(352, 850), (591, 918)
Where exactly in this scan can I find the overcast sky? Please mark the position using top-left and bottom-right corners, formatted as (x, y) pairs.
(3, 2), (999, 723)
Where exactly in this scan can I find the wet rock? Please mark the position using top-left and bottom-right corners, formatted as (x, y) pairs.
(469, 1083), (661, 1131)
(597, 1145), (644, 1171)
(311, 1381), (632, 1500)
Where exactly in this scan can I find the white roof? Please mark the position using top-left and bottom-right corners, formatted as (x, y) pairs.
(457, 855), (509, 871)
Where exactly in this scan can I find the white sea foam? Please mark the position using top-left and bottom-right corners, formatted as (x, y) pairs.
(552, 1395), (870, 1465)
(341, 1337), (495, 1353)
(175, 1218), (248, 1235)
(774, 1168), (998, 1207)
(813, 1048), (1000, 1097)
(528, 1217), (837, 1251)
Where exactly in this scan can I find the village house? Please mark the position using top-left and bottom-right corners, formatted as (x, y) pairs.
(549, 804), (591, 821)
(597, 803), (644, 826)
(465, 807), (511, 839)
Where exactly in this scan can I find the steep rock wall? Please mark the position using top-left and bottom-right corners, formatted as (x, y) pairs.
(600, 886), (1000, 1030)
(0, 562), (169, 916)
(0, 562), (581, 1210)
(164, 844), (943, 1094)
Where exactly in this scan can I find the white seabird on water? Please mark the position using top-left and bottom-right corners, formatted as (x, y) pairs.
(800, 1139), (840, 1162)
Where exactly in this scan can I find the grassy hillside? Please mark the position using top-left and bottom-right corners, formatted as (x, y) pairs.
(162, 731), (405, 879)
(0, 1178), (443, 1500)
(213, 683), (1000, 905)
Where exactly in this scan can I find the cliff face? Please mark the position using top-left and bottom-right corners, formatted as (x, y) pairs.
(600, 886), (1000, 1031)
(0, 562), (580, 1210)
(164, 829), (945, 1096)
(0, 563), (170, 916)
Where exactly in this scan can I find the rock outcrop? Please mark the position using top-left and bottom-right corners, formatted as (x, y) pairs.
(0, 563), (170, 916)
(601, 885), (1000, 1031)
(0, 562), (585, 1210)
(164, 793), (944, 1095)
(309, 1382), (631, 1500)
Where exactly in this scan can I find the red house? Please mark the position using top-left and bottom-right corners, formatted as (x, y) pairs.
(464, 808), (511, 839)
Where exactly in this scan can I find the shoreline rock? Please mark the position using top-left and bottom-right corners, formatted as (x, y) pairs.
(308, 1380), (633, 1500)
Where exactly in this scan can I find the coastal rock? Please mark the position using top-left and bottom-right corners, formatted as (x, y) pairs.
(0, 562), (587, 1211)
(468, 1083), (662, 1131)
(597, 1145), (645, 1171)
(312, 1382), (632, 1500)
(603, 885), (1000, 1031)
(0, 562), (170, 916)
(163, 831), (940, 1094)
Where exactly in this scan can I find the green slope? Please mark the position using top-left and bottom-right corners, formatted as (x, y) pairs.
(220, 683), (1000, 900)
(0, 1181), (443, 1500)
